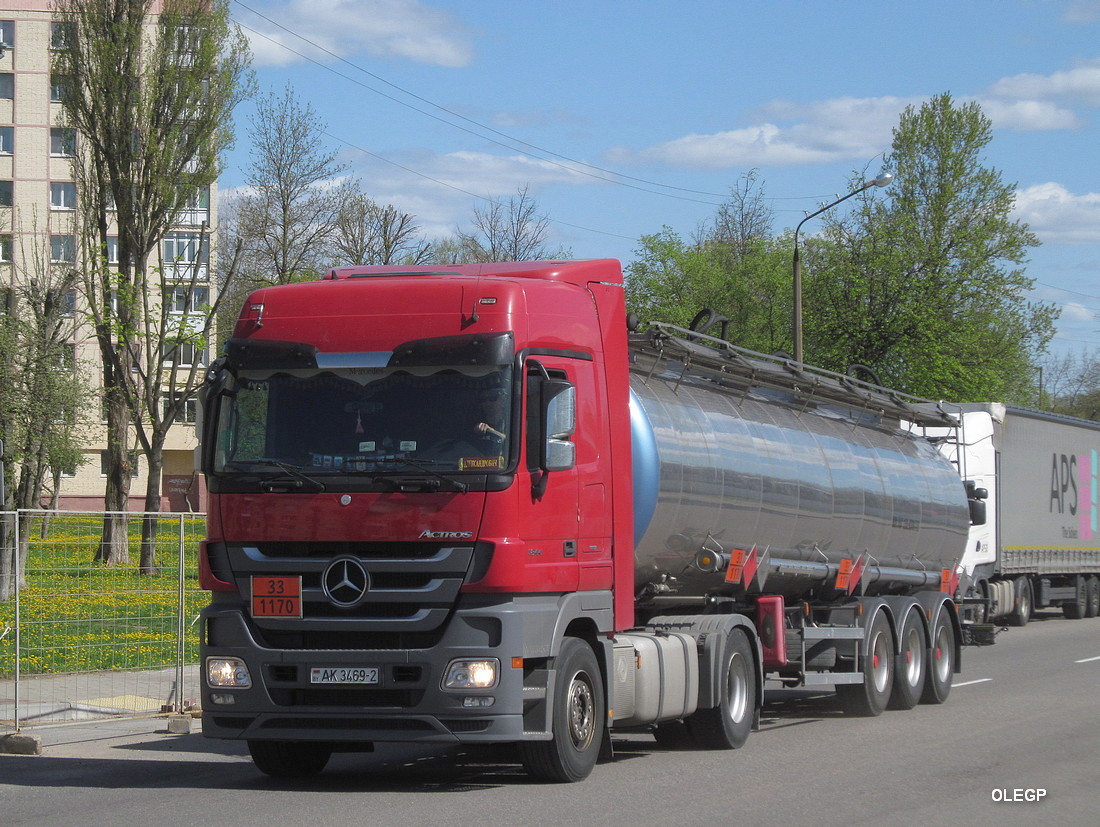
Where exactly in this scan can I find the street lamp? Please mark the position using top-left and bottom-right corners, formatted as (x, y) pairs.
(792, 172), (894, 364)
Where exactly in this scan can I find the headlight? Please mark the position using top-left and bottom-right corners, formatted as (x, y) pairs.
(206, 657), (252, 688)
(442, 658), (498, 689)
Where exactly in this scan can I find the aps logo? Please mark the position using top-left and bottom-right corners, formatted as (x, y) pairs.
(1050, 450), (1098, 540)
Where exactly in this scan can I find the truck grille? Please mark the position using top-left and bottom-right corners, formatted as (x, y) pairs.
(223, 540), (476, 649)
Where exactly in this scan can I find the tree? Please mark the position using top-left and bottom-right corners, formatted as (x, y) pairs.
(626, 173), (792, 354)
(0, 234), (91, 601)
(803, 93), (1057, 400)
(329, 185), (432, 266)
(1038, 349), (1100, 420)
(454, 186), (569, 262)
(235, 85), (347, 286)
(54, 0), (251, 568)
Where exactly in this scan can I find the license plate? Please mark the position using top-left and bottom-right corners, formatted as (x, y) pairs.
(251, 576), (302, 618)
(310, 667), (380, 685)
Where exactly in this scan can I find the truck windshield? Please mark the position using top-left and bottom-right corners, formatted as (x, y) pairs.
(212, 365), (513, 475)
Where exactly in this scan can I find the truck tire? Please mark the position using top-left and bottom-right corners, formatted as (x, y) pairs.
(921, 608), (954, 705)
(520, 637), (604, 783)
(837, 610), (894, 717)
(1085, 576), (1100, 619)
(1063, 576), (1087, 620)
(686, 629), (755, 749)
(248, 740), (332, 778)
(1007, 577), (1031, 627)
(888, 607), (926, 710)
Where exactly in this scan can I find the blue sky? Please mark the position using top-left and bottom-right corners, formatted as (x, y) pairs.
(224, 0), (1100, 358)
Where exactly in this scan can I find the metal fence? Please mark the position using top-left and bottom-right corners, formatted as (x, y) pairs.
(0, 509), (205, 730)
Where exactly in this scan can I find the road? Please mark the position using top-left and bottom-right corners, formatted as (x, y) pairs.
(2, 610), (1097, 825)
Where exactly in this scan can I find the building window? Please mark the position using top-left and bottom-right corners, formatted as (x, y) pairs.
(163, 231), (206, 265)
(0, 126), (12, 154)
(51, 21), (75, 50)
(178, 187), (210, 225)
(48, 287), (77, 316)
(0, 73), (11, 99)
(51, 235), (76, 263)
(51, 182), (77, 210)
(105, 235), (118, 264)
(168, 284), (208, 314)
(100, 450), (139, 478)
(162, 392), (198, 424)
(0, 233), (11, 262)
(0, 21), (14, 50)
(50, 74), (71, 103)
(162, 340), (207, 366)
(0, 180), (11, 207)
(50, 128), (76, 156)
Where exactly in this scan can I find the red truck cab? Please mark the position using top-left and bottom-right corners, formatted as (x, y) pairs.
(199, 260), (633, 779)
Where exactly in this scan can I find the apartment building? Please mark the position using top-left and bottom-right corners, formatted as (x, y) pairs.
(0, 0), (214, 512)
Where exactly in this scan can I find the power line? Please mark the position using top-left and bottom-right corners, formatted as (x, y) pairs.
(232, 1), (734, 207)
(1035, 280), (1100, 302)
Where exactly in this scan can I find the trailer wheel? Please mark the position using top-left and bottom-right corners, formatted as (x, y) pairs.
(687, 628), (755, 749)
(248, 740), (332, 778)
(837, 609), (893, 717)
(1007, 577), (1031, 627)
(888, 608), (926, 711)
(921, 608), (955, 705)
(520, 637), (604, 783)
(1063, 575), (1087, 620)
(1085, 577), (1100, 619)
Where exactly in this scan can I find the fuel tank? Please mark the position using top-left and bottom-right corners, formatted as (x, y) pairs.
(628, 332), (970, 600)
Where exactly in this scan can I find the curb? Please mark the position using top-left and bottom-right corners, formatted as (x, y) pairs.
(0, 732), (43, 756)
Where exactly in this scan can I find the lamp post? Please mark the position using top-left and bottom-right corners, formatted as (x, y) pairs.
(792, 172), (893, 364)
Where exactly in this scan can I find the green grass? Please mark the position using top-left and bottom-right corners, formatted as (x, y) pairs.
(0, 514), (207, 678)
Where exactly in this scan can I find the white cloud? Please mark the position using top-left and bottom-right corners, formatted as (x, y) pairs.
(1060, 301), (1096, 322)
(238, 0), (475, 68)
(1062, 1), (1100, 23)
(986, 59), (1100, 107)
(329, 149), (601, 238)
(1013, 182), (1100, 243)
(975, 98), (1082, 130)
(609, 96), (914, 169)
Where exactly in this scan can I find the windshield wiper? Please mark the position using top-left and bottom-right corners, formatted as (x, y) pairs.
(376, 456), (468, 494)
(236, 459), (327, 492)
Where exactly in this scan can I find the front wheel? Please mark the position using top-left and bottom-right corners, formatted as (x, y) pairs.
(520, 637), (605, 783)
(687, 629), (755, 749)
(248, 740), (332, 778)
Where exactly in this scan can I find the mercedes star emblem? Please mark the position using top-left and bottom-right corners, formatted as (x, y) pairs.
(321, 556), (370, 608)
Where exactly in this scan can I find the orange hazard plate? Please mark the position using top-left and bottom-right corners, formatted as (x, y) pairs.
(251, 576), (303, 618)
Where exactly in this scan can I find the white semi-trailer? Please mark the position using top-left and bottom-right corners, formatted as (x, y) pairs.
(940, 404), (1100, 625)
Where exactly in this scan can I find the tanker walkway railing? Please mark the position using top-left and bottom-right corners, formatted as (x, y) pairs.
(0, 509), (205, 731)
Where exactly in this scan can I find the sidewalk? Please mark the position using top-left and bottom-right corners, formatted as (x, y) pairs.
(1, 665), (200, 731)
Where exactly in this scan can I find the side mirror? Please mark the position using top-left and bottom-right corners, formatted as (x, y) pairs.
(541, 380), (576, 472)
(964, 481), (988, 527)
(198, 362), (233, 474)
